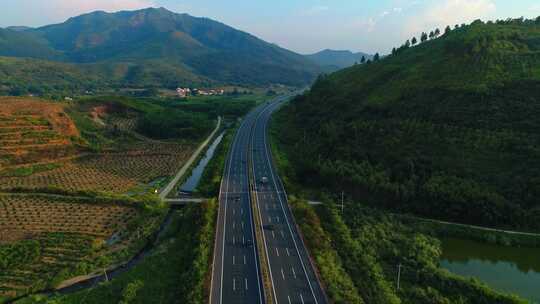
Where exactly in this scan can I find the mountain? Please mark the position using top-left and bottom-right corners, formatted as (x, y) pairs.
(305, 49), (372, 71)
(5, 26), (33, 31)
(275, 19), (540, 232)
(0, 7), (321, 92)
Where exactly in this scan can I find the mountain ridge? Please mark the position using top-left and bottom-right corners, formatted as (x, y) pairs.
(0, 7), (321, 90)
(305, 49), (372, 71)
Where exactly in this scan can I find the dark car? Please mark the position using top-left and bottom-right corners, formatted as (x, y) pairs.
(264, 224), (276, 231)
(246, 239), (253, 247)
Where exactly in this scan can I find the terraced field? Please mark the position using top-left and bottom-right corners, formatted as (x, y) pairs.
(0, 142), (195, 193)
(0, 97), (79, 170)
(0, 194), (160, 300)
(0, 98), (195, 193)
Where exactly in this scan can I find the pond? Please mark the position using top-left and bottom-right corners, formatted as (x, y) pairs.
(440, 237), (540, 303)
(179, 132), (224, 193)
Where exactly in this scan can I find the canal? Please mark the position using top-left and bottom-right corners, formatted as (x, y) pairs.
(440, 237), (540, 303)
(179, 132), (224, 193)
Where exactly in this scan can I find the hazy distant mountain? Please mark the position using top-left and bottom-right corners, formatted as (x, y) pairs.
(0, 7), (321, 87)
(305, 49), (373, 71)
(5, 26), (33, 32)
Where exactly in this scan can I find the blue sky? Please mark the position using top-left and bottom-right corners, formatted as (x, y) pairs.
(2, 0), (540, 54)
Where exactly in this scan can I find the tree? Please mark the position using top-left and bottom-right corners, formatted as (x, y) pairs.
(119, 280), (144, 304)
(455, 24), (459, 29)
(421, 32), (428, 43)
(404, 39), (411, 48)
(360, 56), (366, 64)
(373, 53), (380, 61)
(429, 31), (434, 39)
(445, 25), (451, 35)
(391, 48), (397, 55)
(411, 37), (418, 45)
(434, 28), (441, 38)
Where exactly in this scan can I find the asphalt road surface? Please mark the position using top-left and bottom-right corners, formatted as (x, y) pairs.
(210, 102), (268, 304)
(251, 101), (327, 304)
(210, 95), (327, 304)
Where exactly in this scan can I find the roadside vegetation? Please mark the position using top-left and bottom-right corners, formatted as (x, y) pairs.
(0, 193), (166, 302)
(270, 113), (529, 303)
(16, 200), (217, 304)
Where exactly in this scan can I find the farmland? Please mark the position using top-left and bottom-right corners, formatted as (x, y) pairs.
(0, 193), (165, 301)
(0, 97), (200, 194)
(0, 97), (80, 170)
(0, 142), (195, 193)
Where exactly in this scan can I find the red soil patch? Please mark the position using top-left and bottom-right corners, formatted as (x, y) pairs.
(0, 97), (79, 137)
(0, 97), (81, 169)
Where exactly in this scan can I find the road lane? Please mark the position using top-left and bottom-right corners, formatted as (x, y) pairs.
(210, 105), (267, 304)
(250, 100), (328, 304)
(211, 94), (326, 304)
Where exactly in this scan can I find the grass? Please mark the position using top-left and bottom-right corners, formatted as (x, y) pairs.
(0, 192), (167, 302)
(17, 200), (217, 304)
(0, 163), (62, 177)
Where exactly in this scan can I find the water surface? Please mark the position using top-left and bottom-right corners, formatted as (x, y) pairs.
(440, 237), (540, 303)
(179, 132), (224, 192)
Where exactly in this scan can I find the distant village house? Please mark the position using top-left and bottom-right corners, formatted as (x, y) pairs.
(176, 87), (224, 98)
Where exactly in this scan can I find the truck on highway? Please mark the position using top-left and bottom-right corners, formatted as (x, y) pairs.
(260, 176), (269, 184)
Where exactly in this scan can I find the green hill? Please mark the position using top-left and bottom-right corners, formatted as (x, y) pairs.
(276, 18), (540, 232)
(0, 7), (320, 92)
(0, 56), (209, 97)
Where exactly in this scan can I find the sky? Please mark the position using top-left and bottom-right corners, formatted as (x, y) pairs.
(1, 0), (540, 54)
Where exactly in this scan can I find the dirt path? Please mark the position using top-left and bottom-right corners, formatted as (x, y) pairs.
(407, 215), (540, 237)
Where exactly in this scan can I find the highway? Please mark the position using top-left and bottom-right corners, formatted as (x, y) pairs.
(251, 101), (327, 304)
(210, 95), (327, 304)
(210, 102), (268, 304)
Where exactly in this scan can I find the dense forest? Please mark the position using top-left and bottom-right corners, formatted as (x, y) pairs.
(276, 18), (540, 232)
(288, 197), (526, 304)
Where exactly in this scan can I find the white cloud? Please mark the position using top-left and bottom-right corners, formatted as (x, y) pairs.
(349, 17), (377, 33)
(301, 5), (329, 16)
(406, 0), (496, 35)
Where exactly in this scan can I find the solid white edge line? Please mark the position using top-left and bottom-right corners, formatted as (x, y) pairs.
(261, 101), (320, 304)
(218, 116), (244, 303)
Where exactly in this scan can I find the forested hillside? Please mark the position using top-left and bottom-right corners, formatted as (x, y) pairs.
(0, 7), (320, 94)
(0, 56), (210, 97)
(276, 18), (540, 232)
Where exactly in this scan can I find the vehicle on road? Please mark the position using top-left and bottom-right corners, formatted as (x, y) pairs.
(260, 176), (268, 184)
(264, 224), (275, 231)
